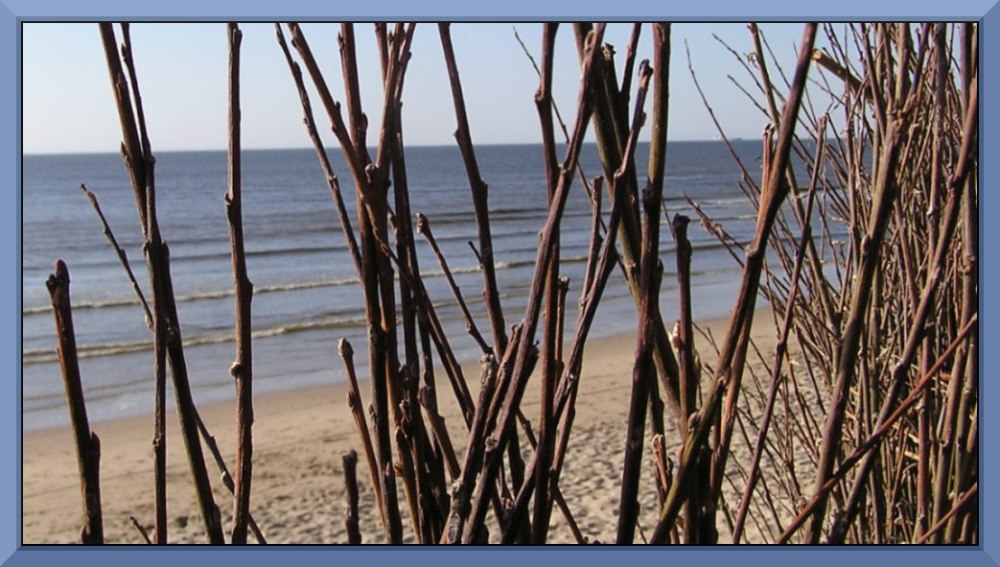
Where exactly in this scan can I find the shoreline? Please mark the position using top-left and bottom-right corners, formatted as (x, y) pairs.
(24, 308), (782, 544)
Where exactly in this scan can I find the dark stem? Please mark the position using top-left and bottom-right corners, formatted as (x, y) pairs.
(339, 338), (389, 539)
(225, 22), (255, 546)
(343, 450), (362, 544)
(531, 22), (559, 544)
(78, 183), (164, 543)
(129, 517), (151, 544)
(99, 23), (224, 544)
(616, 55), (660, 545)
(47, 260), (103, 544)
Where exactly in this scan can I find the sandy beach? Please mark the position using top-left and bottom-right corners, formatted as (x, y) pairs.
(23, 309), (798, 545)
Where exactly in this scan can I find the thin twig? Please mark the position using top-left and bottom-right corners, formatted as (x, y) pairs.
(129, 516), (152, 545)
(732, 119), (827, 543)
(415, 214), (491, 355)
(439, 23), (509, 356)
(650, 24), (818, 544)
(779, 314), (977, 543)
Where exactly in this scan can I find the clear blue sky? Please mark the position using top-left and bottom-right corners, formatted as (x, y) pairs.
(22, 22), (821, 154)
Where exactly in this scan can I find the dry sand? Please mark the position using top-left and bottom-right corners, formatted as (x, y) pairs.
(23, 308), (817, 545)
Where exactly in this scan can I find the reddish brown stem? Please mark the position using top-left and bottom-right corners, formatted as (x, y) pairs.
(778, 314), (977, 543)
(531, 22), (560, 545)
(439, 23), (509, 356)
(671, 213), (703, 543)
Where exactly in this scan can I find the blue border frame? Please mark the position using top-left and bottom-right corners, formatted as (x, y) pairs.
(4, 0), (996, 565)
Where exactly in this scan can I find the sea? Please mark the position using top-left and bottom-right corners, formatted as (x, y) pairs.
(22, 141), (804, 431)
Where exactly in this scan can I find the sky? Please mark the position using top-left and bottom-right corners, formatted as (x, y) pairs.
(22, 22), (824, 154)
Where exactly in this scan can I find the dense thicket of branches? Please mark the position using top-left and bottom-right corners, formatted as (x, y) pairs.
(47, 21), (976, 545)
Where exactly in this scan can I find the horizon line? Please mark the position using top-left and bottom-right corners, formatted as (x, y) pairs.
(22, 137), (759, 157)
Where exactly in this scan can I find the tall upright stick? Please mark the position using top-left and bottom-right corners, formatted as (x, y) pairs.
(532, 22), (560, 544)
(225, 22), (255, 545)
(616, 60), (660, 544)
(99, 23), (223, 544)
(339, 339), (389, 539)
(47, 260), (103, 545)
(284, 22), (409, 542)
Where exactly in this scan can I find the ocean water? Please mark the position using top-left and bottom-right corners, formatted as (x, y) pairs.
(22, 141), (790, 431)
